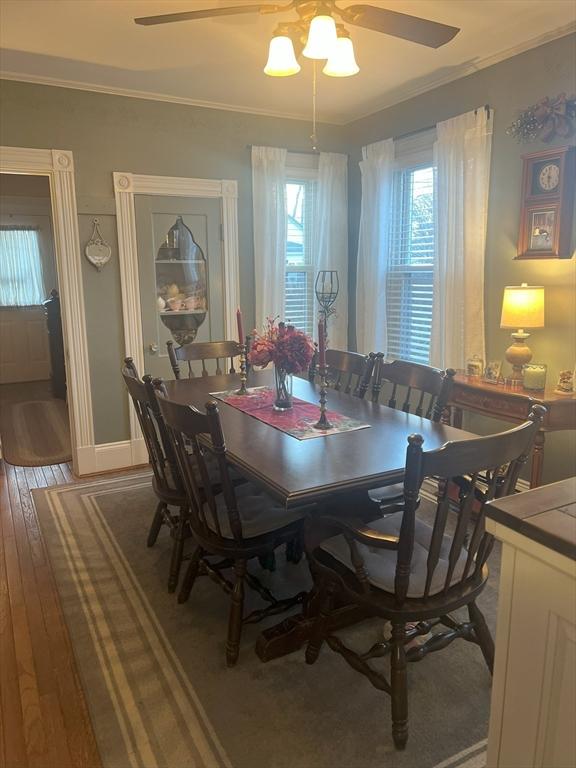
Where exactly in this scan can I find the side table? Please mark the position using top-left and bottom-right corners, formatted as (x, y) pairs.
(450, 375), (576, 488)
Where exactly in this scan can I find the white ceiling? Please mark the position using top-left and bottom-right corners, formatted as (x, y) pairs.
(0, 0), (574, 124)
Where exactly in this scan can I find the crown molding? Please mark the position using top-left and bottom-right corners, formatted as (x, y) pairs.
(1, 22), (573, 126)
(0, 70), (318, 123)
(348, 23), (576, 124)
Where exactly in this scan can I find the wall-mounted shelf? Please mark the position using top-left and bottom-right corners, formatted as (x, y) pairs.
(159, 309), (206, 316)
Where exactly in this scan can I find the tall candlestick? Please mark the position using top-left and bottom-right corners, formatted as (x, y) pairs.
(236, 307), (244, 345)
(318, 319), (326, 368)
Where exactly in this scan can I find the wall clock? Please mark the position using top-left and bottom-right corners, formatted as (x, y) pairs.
(516, 145), (575, 259)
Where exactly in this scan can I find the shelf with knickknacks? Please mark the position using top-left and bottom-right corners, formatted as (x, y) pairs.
(155, 215), (208, 345)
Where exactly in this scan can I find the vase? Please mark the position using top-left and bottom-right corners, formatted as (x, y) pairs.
(273, 366), (293, 411)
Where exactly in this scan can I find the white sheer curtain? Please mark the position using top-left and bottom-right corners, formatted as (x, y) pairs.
(314, 152), (348, 349)
(431, 108), (493, 370)
(355, 138), (395, 354)
(251, 146), (287, 329)
(0, 227), (45, 306)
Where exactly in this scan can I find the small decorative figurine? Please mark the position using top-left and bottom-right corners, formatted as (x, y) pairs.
(554, 369), (574, 395)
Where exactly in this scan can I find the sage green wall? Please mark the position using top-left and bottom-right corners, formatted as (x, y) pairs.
(344, 33), (576, 483)
(0, 80), (348, 444)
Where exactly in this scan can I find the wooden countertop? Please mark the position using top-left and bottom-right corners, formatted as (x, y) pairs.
(486, 477), (576, 561)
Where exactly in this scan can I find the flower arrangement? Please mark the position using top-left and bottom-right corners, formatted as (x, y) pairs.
(249, 317), (315, 374)
(507, 93), (576, 143)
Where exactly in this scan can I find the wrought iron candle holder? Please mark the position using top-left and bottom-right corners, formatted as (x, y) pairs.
(315, 270), (339, 339)
(236, 343), (248, 395)
(313, 365), (333, 430)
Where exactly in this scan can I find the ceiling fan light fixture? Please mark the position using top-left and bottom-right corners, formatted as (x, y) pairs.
(323, 36), (359, 77)
(264, 35), (301, 77)
(302, 15), (337, 59)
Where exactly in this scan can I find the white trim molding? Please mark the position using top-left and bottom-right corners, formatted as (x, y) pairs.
(113, 171), (240, 458)
(0, 146), (95, 475)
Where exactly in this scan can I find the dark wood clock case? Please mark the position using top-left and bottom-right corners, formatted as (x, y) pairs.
(516, 145), (575, 259)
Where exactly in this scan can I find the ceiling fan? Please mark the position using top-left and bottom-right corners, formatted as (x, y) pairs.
(134, 1), (460, 50)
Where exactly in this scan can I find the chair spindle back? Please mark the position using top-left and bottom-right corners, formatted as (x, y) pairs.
(154, 383), (244, 542)
(309, 348), (374, 399)
(121, 358), (182, 494)
(396, 404), (546, 604)
(167, 339), (242, 380)
(371, 355), (455, 421)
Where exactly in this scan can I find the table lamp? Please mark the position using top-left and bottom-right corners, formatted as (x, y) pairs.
(500, 283), (545, 381)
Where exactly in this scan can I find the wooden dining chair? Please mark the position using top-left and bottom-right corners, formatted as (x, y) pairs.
(121, 358), (189, 592)
(155, 382), (309, 666)
(304, 404), (545, 749)
(368, 356), (456, 506)
(167, 339), (243, 379)
(309, 348), (375, 400)
(370, 355), (456, 418)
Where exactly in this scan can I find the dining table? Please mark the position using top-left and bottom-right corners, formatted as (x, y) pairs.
(164, 368), (477, 660)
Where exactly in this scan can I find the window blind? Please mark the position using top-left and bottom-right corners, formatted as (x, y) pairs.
(0, 226), (46, 307)
(386, 165), (435, 364)
(285, 179), (316, 335)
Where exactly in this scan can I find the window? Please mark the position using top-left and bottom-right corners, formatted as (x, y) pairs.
(0, 227), (45, 307)
(386, 164), (435, 364)
(285, 178), (316, 335)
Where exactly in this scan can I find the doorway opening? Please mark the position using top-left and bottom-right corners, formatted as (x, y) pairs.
(0, 173), (71, 467)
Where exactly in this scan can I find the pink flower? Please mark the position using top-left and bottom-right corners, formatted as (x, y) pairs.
(248, 317), (314, 374)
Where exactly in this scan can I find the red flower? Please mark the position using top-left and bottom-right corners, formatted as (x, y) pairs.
(248, 317), (314, 374)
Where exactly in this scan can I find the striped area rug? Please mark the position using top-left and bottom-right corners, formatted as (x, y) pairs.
(33, 473), (496, 768)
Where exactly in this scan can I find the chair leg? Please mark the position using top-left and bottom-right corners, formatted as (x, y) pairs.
(305, 580), (335, 665)
(167, 509), (187, 593)
(177, 545), (203, 604)
(147, 501), (165, 547)
(390, 621), (408, 750)
(226, 560), (247, 667)
(286, 533), (303, 564)
(469, 600), (494, 674)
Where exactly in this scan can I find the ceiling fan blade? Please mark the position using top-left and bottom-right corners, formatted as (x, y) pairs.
(338, 4), (460, 48)
(135, 4), (282, 26)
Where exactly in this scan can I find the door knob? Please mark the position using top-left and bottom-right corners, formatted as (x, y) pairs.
(149, 343), (158, 354)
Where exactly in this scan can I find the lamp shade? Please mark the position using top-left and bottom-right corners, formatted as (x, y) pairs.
(500, 283), (545, 329)
(264, 36), (300, 76)
(323, 37), (359, 77)
(303, 15), (337, 59)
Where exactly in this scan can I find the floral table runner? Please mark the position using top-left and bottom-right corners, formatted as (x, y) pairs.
(210, 387), (370, 441)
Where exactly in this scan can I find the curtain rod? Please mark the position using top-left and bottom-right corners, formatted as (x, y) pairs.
(395, 104), (491, 142)
(246, 144), (349, 157)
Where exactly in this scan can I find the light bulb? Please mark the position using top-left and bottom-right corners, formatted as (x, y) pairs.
(264, 36), (301, 77)
(302, 15), (337, 59)
(323, 36), (359, 77)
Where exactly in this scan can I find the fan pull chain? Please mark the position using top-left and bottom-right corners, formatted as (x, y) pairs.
(311, 60), (318, 152)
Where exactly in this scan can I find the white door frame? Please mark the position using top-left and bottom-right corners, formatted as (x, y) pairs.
(0, 146), (95, 474)
(113, 172), (240, 461)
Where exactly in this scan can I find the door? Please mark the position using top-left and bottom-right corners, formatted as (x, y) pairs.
(134, 196), (224, 379)
(0, 307), (50, 383)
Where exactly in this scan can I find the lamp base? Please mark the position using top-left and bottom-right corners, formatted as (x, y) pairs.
(504, 331), (532, 381)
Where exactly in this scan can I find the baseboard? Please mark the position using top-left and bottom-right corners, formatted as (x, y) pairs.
(75, 438), (148, 476)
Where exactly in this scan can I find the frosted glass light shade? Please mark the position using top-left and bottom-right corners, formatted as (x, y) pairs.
(264, 36), (300, 76)
(303, 15), (337, 59)
(500, 283), (545, 329)
(323, 37), (359, 77)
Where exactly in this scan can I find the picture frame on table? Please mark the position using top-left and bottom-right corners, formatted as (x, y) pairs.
(483, 360), (502, 384)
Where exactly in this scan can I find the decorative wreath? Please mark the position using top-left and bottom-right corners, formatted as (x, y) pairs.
(506, 92), (576, 143)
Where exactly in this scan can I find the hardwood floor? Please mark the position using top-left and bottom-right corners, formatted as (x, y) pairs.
(0, 459), (102, 768)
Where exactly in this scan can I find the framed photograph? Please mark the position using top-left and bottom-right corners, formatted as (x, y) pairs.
(483, 360), (502, 384)
(529, 209), (556, 251)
